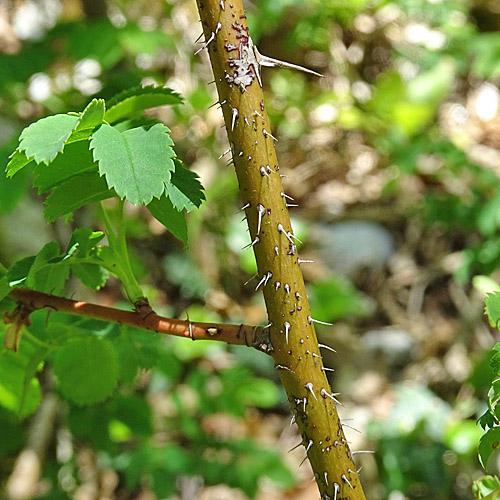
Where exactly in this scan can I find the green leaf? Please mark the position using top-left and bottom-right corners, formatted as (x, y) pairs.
(54, 337), (119, 405)
(69, 99), (106, 142)
(70, 263), (109, 290)
(479, 427), (500, 469)
(486, 293), (500, 330)
(19, 114), (79, 165)
(105, 85), (182, 123)
(147, 196), (187, 245)
(0, 334), (45, 417)
(165, 160), (205, 212)
(7, 256), (36, 287)
(25, 241), (70, 294)
(43, 171), (114, 221)
(0, 263), (10, 301)
(68, 228), (105, 256)
(6, 149), (34, 178)
(33, 141), (98, 193)
(90, 123), (175, 205)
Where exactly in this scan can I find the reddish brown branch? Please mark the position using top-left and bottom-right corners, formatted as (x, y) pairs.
(7, 288), (271, 352)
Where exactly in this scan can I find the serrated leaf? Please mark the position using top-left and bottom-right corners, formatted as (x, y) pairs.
(486, 293), (500, 330)
(70, 263), (109, 290)
(90, 123), (175, 205)
(54, 337), (119, 405)
(33, 141), (98, 193)
(165, 160), (205, 212)
(69, 99), (106, 142)
(105, 85), (182, 123)
(19, 114), (79, 165)
(479, 427), (500, 469)
(6, 149), (34, 178)
(43, 171), (114, 221)
(147, 196), (187, 245)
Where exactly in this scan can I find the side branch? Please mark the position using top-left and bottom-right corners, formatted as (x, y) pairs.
(6, 288), (271, 352)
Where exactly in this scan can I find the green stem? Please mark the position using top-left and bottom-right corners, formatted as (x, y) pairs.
(98, 201), (145, 304)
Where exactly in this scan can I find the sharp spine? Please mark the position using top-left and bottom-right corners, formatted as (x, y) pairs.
(298, 259), (314, 264)
(288, 441), (303, 453)
(307, 316), (333, 326)
(320, 388), (342, 405)
(218, 148), (231, 159)
(342, 474), (353, 489)
(318, 343), (337, 353)
(231, 107), (239, 131)
(194, 31), (215, 55)
(304, 382), (318, 401)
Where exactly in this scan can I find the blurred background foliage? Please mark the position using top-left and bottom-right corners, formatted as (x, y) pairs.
(2, 0), (500, 498)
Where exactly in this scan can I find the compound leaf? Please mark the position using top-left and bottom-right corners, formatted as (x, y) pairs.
(90, 123), (175, 205)
(54, 336), (119, 406)
(105, 85), (182, 123)
(68, 99), (106, 143)
(19, 114), (79, 165)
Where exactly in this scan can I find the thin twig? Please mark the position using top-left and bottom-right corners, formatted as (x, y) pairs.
(7, 288), (271, 352)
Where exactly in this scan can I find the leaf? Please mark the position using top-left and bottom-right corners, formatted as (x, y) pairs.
(91, 123), (175, 205)
(72, 99), (106, 138)
(147, 196), (187, 245)
(486, 293), (500, 330)
(70, 263), (109, 290)
(19, 114), (79, 165)
(165, 160), (205, 212)
(0, 334), (45, 417)
(43, 171), (115, 221)
(479, 427), (500, 469)
(54, 337), (119, 405)
(7, 256), (36, 287)
(105, 85), (182, 123)
(33, 141), (98, 193)
(68, 228), (105, 256)
(6, 149), (34, 178)
(25, 241), (70, 294)
(0, 264), (10, 301)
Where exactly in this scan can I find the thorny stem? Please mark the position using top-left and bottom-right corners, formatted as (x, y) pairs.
(7, 287), (271, 351)
(196, 1), (366, 498)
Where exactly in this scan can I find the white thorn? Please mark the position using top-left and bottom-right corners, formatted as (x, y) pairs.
(264, 271), (273, 286)
(321, 366), (335, 373)
(351, 450), (375, 456)
(241, 202), (251, 211)
(324, 472), (329, 486)
(257, 203), (265, 235)
(304, 382), (318, 401)
(288, 232), (302, 243)
(298, 259), (314, 264)
(194, 31), (215, 55)
(284, 283), (290, 294)
(242, 236), (259, 250)
(307, 316), (333, 326)
(341, 474), (353, 489)
(231, 107), (239, 131)
(263, 128), (278, 142)
(303, 397), (307, 412)
(281, 192), (294, 201)
(255, 274), (267, 291)
(284, 321), (291, 344)
(340, 421), (361, 434)
(220, 0), (225, 9)
(218, 148), (231, 159)
(290, 413), (296, 426)
(320, 388), (342, 406)
(318, 343), (337, 353)
(253, 44), (323, 77)
(305, 439), (313, 453)
(244, 116), (250, 126)
(274, 246), (279, 256)
(215, 22), (222, 34)
(275, 281), (281, 290)
(260, 165), (271, 179)
(312, 352), (322, 359)
(333, 483), (340, 500)
(286, 203), (299, 208)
